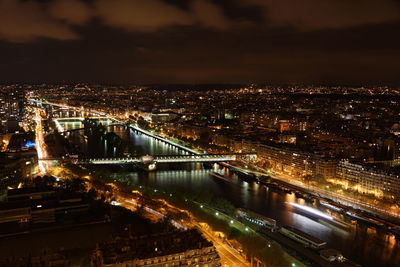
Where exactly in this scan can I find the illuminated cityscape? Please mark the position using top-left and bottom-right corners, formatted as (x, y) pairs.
(1, 1), (400, 267)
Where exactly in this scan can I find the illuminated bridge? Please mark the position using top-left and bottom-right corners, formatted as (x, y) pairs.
(29, 99), (107, 117)
(41, 153), (257, 165)
(55, 117), (111, 121)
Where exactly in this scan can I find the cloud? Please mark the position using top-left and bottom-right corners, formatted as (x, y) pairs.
(48, 0), (93, 25)
(191, 0), (230, 30)
(95, 0), (192, 32)
(244, 0), (400, 30)
(0, 0), (232, 43)
(0, 0), (78, 42)
(0, 0), (398, 44)
(95, 0), (233, 32)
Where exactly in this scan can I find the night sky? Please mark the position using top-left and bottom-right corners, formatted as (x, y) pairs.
(1, 0), (400, 85)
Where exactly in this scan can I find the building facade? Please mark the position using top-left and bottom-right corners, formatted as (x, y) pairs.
(257, 144), (317, 178)
(91, 229), (221, 267)
(337, 159), (400, 199)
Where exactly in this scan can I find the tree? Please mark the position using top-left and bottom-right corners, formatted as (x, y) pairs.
(137, 118), (150, 130)
(87, 188), (98, 200)
(199, 131), (211, 145)
(228, 227), (242, 239)
(212, 198), (235, 216)
(65, 178), (86, 192)
(33, 175), (56, 188)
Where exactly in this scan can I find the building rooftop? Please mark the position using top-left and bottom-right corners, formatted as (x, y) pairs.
(99, 229), (213, 264)
(7, 187), (55, 200)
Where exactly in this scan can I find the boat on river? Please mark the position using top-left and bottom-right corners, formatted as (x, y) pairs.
(319, 200), (343, 213)
(236, 208), (277, 230)
(279, 225), (327, 249)
(346, 211), (385, 228)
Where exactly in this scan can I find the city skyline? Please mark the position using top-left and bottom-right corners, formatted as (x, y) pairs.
(1, 1), (400, 267)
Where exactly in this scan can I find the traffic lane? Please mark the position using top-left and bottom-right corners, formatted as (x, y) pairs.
(199, 225), (249, 267)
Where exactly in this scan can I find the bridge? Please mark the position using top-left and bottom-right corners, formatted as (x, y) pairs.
(53, 117), (122, 134)
(41, 153), (256, 164)
(55, 117), (112, 121)
(128, 125), (201, 155)
(29, 99), (107, 117)
(41, 153), (257, 170)
(57, 124), (123, 134)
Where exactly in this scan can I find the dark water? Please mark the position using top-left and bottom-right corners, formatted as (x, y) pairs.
(60, 121), (400, 267)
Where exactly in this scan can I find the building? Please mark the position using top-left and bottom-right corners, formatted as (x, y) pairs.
(279, 120), (291, 132)
(336, 159), (400, 199)
(0, 86), (25, 134)
(0, 187), (89, 226)
(257, 144), (317, 178)
(0, 252), (67, 267)
(0, 158), (37, 189)
(151, 112), (178, 123)
(91, 229), (221, 267)
(316, 159), (338, 180)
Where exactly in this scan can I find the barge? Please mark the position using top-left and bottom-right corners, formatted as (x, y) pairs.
(279, 225), (327, 249)
(346, 211), (385, 228)
(319, 200), (343, 213)
(236, 208), (277, 230)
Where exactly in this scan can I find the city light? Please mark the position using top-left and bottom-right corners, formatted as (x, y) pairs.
(288, 202), (333, 221)
(3, 80), (400, 267)
(34, 109), (48, 174)
(23, 141), (35, 148)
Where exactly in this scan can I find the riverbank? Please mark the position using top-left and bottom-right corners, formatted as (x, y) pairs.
(224, 161), (400, 228)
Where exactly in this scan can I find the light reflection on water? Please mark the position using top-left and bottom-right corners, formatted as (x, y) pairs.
(62, 119), (399, 266)
(291, 213), (331, 238)
(121, 167), (399, 266)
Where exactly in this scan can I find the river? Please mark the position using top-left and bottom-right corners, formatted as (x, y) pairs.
(59, 120), (400, 267)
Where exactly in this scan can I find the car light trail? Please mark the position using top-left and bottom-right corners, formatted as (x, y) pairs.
(34, 109), (49, 174)
(53, 119), (64, 132)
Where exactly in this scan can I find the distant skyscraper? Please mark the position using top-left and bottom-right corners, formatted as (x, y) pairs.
(0, 86), (25, 133)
